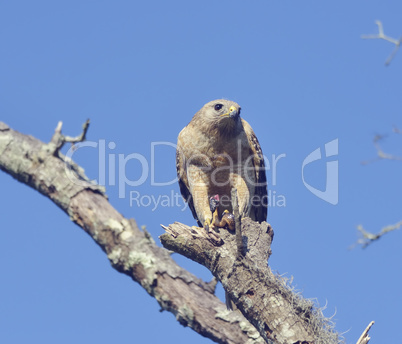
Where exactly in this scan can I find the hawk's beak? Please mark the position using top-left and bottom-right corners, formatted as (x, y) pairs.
(220, 105), (239, 119)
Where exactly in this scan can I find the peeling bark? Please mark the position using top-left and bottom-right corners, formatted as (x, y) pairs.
(0, 122), (263, 344)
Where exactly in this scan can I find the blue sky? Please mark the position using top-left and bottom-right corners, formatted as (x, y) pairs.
(1, 1), (401, 343)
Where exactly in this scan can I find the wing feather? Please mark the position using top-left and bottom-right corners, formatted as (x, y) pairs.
(242, 119), (268, 222)
(176, 133), (202, 226)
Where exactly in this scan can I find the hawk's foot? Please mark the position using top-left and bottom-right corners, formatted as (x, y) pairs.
(203, 218), (224, 244)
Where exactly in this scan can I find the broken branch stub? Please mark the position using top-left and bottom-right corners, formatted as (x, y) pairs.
(160, 219), (324, 344)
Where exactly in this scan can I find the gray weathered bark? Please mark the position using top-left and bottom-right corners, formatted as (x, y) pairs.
(0, 121), (341, 344)
(0, 121), (262, 344)
(160, 220), (339, 344)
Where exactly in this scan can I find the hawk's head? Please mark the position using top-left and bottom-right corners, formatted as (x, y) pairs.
(197, 99), (242, 134)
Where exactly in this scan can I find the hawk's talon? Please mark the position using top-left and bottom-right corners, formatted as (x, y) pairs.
(204, 220), (211, 233)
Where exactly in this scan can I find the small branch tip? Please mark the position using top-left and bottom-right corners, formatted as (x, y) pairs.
(362, 20), (401, 65)
(356, 321), (374, 344)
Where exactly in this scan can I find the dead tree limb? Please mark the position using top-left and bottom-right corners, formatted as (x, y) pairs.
(350, 221), (402, 249)
(0, 121), (262, 344)
(361, 20), (402, 66)
(354, 128), (402, 248)
(160, 220), (340, 344)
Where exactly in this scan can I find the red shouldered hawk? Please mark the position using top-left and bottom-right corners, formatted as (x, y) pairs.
(176, 99), (267, 231)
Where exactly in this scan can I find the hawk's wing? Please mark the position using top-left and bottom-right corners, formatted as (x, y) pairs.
(176, 135), (202, 226)
(242, 119), (268, 223)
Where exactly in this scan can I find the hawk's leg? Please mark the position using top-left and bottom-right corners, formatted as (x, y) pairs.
(211, 207), (221, 230)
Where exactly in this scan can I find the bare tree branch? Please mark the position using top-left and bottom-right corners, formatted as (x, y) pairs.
(1, 121), (358, 343)
(362, 20), (402, 66)
(0, 121), (263, 344)
(361, 130), (402, 165)
(350, 221), (402, 249)
(160, 220), (340, 344)
(354, 127), (401, 249)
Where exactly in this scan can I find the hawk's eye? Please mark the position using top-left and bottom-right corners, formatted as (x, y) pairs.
(214, 104), (223, 111)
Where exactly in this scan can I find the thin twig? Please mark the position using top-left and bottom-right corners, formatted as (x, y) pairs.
(362, 20), (402, 66)
(350, 221), (402, 249)
(64, 119), (90, 143)
(48, 119), (90, 156)
(361, 131), (402, 165)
